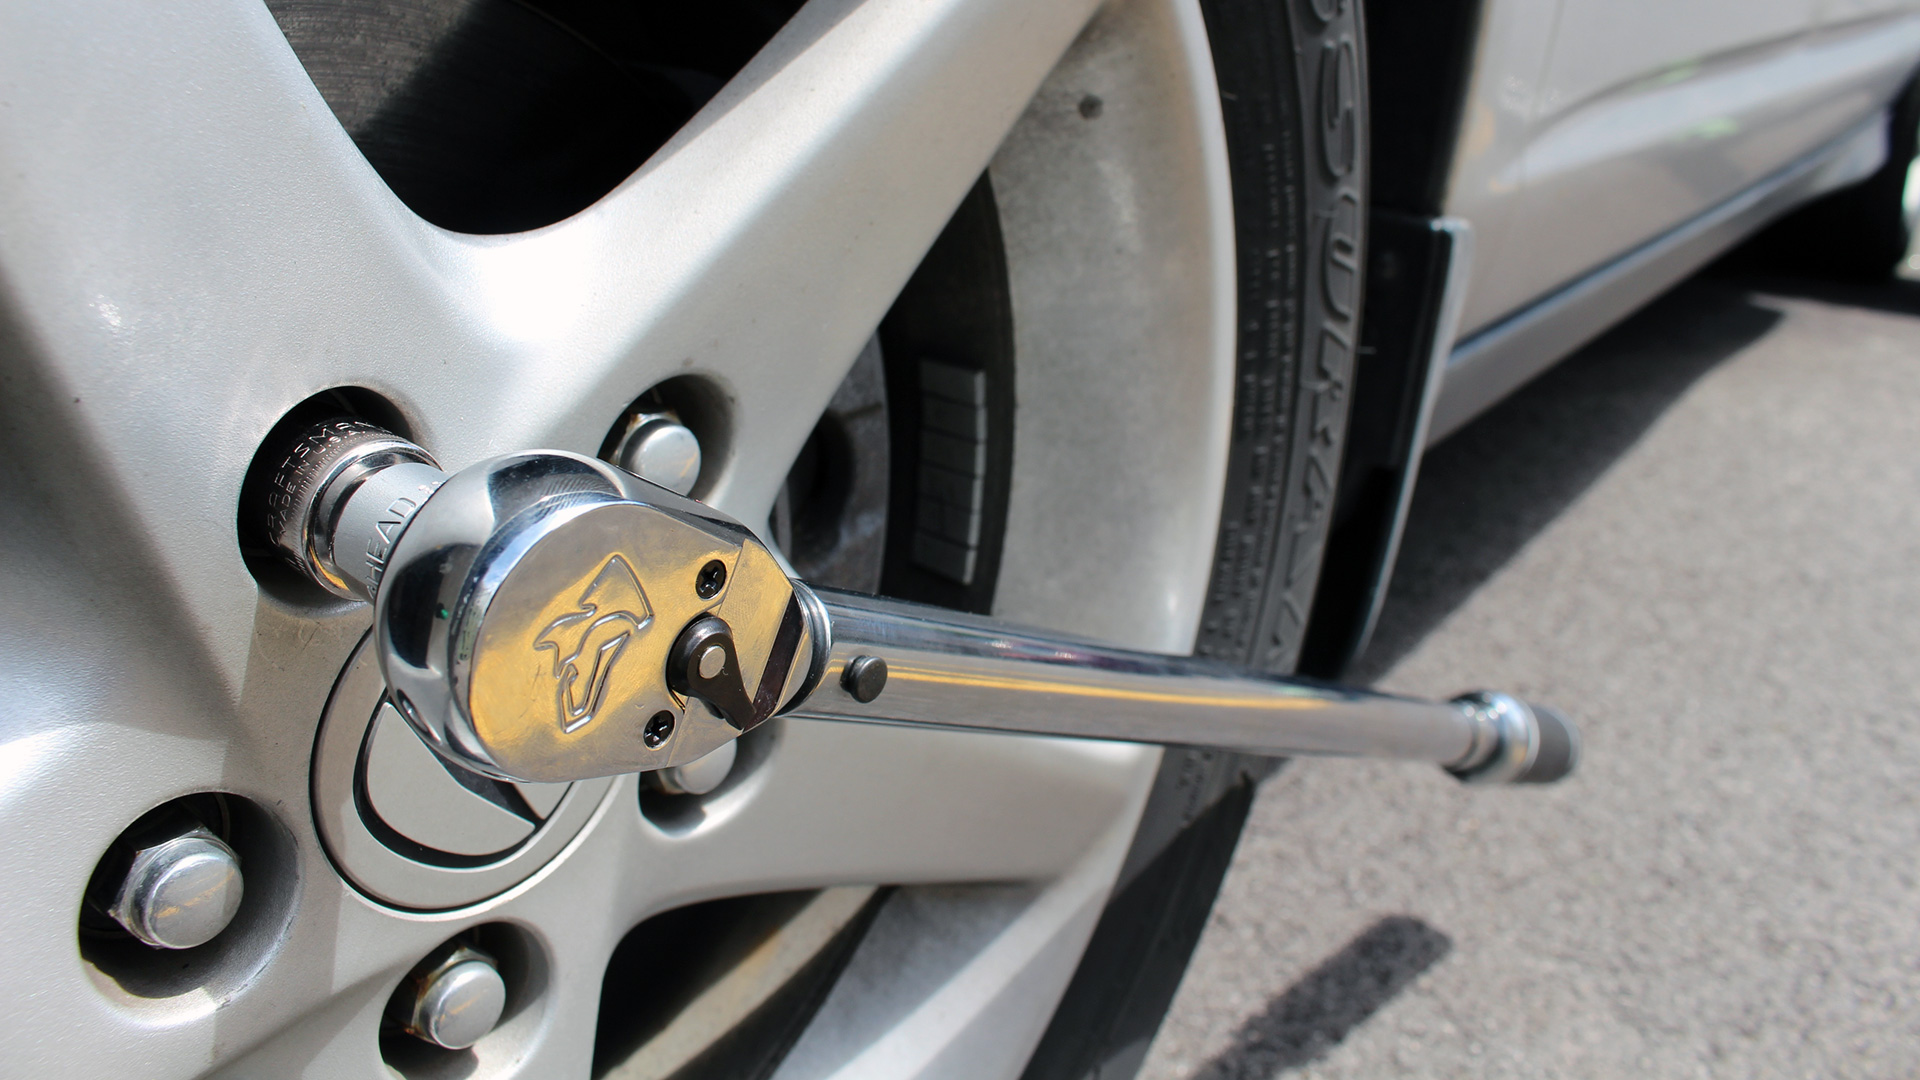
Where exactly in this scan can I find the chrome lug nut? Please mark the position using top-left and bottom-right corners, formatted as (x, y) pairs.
(650, 738), (738, 797)
(398, 943), (507, 1050)
(109, 827), (244, 950)
(614, 413), (702, 496)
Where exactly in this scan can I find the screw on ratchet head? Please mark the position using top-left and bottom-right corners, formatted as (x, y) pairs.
(261, 420), (1579, 788)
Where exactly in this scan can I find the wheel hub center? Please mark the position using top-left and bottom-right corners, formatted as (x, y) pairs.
(312, 635), (617, 909)
(267, 423), (818, 784)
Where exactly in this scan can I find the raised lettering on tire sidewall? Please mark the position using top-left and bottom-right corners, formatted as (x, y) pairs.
(1022, 7), (1371, 1077)
(1195, 0), (1367, 674)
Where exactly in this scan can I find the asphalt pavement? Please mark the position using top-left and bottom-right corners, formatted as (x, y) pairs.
(1138, 269), (1920, 1079)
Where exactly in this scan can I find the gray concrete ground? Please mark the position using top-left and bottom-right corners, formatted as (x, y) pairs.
(1138, 272), (1920, 1079)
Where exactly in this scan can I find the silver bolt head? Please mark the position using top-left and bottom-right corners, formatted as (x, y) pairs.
(110, 831), (244, 950)
(696, 642), (727, 680)
(410, 955), (507, 1050)
(651, 738), (738, 797)
(615, 415), (702, 496)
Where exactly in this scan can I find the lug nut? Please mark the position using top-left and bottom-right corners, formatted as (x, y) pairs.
(398, 943), (507, 1050)
(614, 414), (702, 496)
(108, 826), (244, 950)
(650, 738), (738, 797)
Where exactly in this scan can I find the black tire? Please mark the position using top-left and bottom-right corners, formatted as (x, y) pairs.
(1021, 1), (1368, 1077)
(1733, 70), (1920, 280)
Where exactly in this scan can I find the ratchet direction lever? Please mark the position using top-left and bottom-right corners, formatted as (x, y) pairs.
(262, 419), (1579, 786)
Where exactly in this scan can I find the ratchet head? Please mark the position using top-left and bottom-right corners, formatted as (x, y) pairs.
(259, 421), (1578, 791)
(267, 429), (817, 782)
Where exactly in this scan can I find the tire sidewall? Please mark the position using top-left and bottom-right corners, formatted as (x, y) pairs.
(1019, 1), (1368, 1076)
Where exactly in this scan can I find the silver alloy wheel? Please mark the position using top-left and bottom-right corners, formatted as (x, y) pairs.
(0, 0), (1234, 1075)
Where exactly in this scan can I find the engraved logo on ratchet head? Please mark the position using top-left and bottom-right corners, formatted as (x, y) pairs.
(533, 554), (652, 733)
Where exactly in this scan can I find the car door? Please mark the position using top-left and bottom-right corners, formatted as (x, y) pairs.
(1498, 0), (1920, 329)
(1442, 0), (1565, 340)
(1488, 0), (1826, 332)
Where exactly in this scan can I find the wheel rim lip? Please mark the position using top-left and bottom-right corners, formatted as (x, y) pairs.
(986, 0), (1237, 656)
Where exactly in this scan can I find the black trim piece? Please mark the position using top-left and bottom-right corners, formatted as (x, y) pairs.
(1298, 212), (1463, 677)
(1364, 0), (1482, 215)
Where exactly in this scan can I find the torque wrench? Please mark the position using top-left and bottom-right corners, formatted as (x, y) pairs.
(262, 419), (1578, 786)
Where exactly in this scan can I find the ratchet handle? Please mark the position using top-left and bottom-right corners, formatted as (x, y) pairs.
(254, 418), (1582, 791)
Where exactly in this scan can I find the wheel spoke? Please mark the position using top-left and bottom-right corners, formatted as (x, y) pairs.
(0, 0), (1102, 689)
(628, 721), (1158, 908)
(0, 0), (1205, 1073)
(458, 0), (1105, 521)
(0, 0), (489, 686)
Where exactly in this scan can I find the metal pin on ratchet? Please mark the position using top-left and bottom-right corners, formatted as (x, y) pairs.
(264, 419), (1579, 787)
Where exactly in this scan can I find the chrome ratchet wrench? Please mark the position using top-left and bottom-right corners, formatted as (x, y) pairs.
(261, 419), (1578, 787)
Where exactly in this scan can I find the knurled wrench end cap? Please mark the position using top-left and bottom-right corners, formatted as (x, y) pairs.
(1512, 702), (1580, 784)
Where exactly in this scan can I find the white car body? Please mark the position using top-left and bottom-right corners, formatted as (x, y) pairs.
(1437, 0), (1920, 436)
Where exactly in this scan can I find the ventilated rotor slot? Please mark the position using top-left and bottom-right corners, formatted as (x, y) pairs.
(910, 359), (990, 585)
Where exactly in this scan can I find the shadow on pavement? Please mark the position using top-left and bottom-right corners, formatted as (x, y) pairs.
(1710, 269), (1920, 319)
(1349, 280), (1785, 684)
(1188, 916), (1452, 1079)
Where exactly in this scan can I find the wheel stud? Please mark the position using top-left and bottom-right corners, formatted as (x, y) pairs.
(396, 942), (507, 1050)
(107, 824), (244, 951)
(614, 413), (702, 496)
